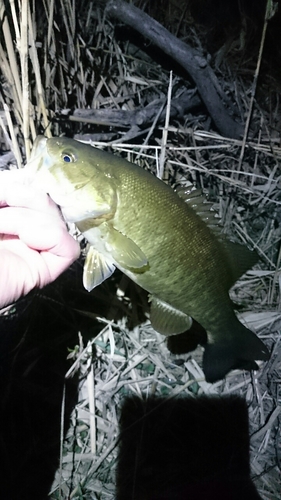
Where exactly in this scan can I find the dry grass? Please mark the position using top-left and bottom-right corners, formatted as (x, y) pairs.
(0, 1), (280, 499)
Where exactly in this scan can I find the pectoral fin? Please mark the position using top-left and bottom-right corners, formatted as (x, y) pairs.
(149, 295), (193, 335)
(83, 245), (116, 291)
(104, 223), (148, 271)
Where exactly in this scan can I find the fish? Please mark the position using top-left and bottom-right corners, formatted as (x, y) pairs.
(26, 136), (270, 382)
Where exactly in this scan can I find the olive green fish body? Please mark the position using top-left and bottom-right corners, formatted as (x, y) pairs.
(28, 137), (269, 382)
(103, 166), (232, 325)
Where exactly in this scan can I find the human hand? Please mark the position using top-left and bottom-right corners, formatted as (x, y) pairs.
(0, 169), (80, 309)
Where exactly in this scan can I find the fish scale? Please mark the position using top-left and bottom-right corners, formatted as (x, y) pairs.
(26, 136), (270, 382)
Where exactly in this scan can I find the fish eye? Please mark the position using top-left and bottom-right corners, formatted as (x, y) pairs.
(61, 152), (77, 163)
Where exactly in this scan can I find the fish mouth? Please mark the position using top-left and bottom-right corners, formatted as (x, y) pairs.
(30, 135), (48, 159)
(25, 136), (87, 212)
(26, 136), (54, 174)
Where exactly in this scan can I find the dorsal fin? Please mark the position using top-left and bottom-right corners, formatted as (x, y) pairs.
(175, 187), (222, 235)
(176, 187), (259, 286)
(222, 240), (259, 287)
(175, 187), (207, 206)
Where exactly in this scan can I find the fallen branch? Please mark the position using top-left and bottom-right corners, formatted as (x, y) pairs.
(58, 90), (201, 131)
(105, 0), (244, 139)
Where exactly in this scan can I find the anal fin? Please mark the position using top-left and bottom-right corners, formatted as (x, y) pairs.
(167, 319), (208, 354)
(149, 295), (192, 335)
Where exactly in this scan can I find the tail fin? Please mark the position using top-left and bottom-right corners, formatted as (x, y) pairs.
(203, 323), (270, 383)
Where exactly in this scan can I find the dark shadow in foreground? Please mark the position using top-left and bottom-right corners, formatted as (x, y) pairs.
(117, 395), (262, 500)
(0, 261), (105, 500)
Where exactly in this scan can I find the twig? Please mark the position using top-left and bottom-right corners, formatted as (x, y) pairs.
(158, 71), (173, 179)
(237, 0), (277, 171)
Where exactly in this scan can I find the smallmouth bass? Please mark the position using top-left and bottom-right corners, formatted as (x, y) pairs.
(27, 136), (269, 382)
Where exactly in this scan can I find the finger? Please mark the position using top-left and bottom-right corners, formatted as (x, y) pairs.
(0, 247), (36, 307)
(30, 222), (81, 262)
(0, 233), (79, 294)
(0, 170), (59, 215)
(0, 206), (79, 258)
(38, 231), (81, 284)
(0, 206), (64, 243)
